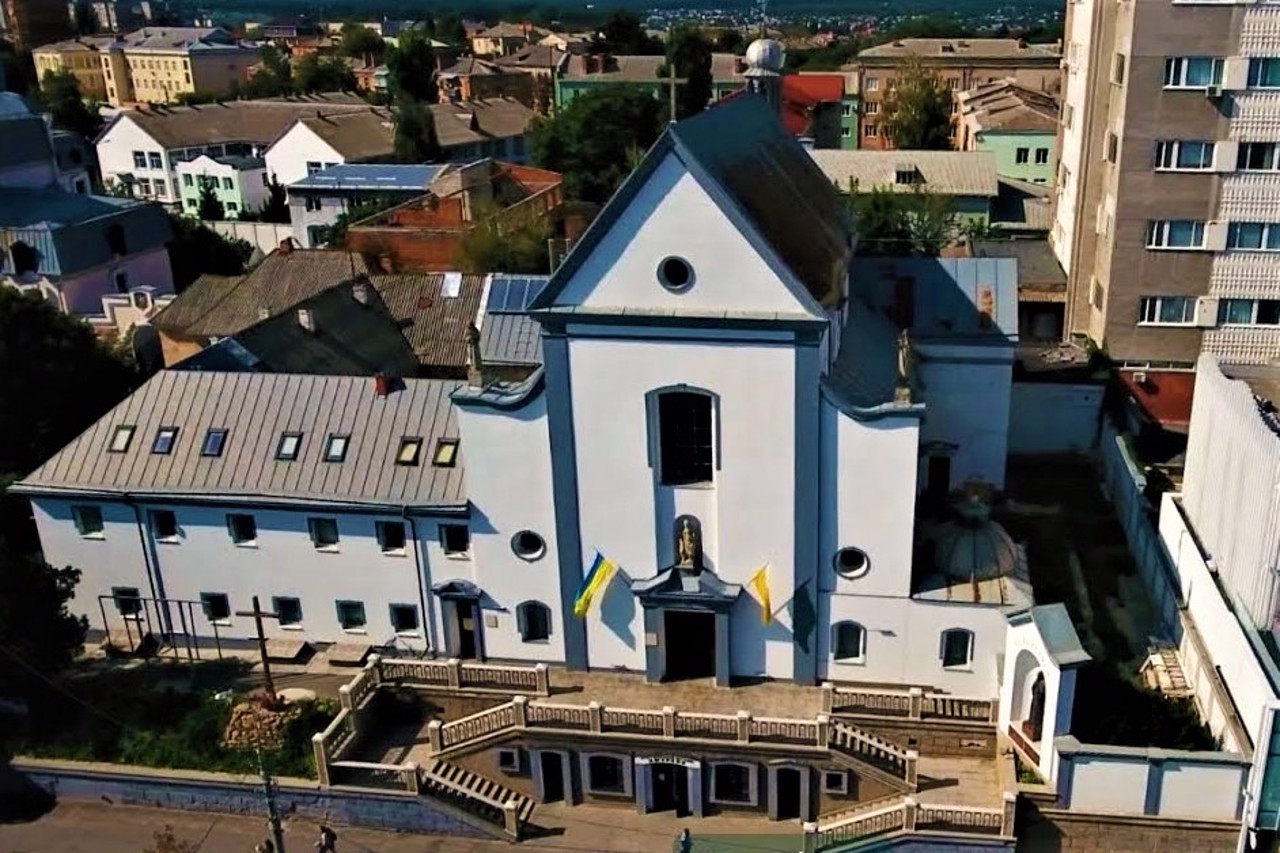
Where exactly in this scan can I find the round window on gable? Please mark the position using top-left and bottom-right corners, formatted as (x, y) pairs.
(511, 530), (546, 561)
(658, 256), (694, 291)
(834, 547), (870, 579)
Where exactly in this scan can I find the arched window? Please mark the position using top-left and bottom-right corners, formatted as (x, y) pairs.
(516, 600), (551, 642)
(832, 621), (866, 663)
(648, 387), (717, 486)
(940, 628), (974, 669)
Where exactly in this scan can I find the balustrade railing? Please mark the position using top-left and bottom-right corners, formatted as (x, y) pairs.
(804, 794), (1016, 852)
(439, 702), (517, 747)
(823, 683), (997, 724)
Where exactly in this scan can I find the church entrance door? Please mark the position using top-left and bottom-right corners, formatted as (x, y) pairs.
(664, 609), (715, 681)
(651, 763), (690, 816)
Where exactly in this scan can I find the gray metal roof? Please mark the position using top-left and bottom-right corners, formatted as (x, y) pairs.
(14, 371), (467, 511)
(810, 149), (999, 198)
(481, 313), (542, 366)
(1026, 603), (1091, 667)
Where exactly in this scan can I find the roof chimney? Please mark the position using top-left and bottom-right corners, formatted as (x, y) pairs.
(466, 323), (484, 387)
(297, 308), (315, 332)
(257, 306), (270, 320)
(352, 276), (371, 304)
(278, 237), (293, 254)
(374, 372), (390, 396)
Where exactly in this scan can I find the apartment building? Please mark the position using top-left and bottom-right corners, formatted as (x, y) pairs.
(853, 39), (1061, 151)
(94, 27), (260, 106)
(33, 36), (114, 100)
(1054, 0), (1280, 366)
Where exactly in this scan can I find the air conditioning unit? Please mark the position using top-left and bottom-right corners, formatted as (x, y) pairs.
(1206, 84), (1223, 99)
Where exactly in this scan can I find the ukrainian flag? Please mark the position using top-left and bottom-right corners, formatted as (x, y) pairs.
(573, 552), (618, 617)
(749, 565), (773, 626)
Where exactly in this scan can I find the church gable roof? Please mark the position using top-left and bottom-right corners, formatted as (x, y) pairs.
(530, 96), (850, 320)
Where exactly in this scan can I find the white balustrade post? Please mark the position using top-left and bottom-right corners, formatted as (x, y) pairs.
(338, 683), (353, 712)
(801, 821), (818, 853)
(588, 701), (603, 733)
(513, 695), (528, 729)
(663, 706), (676, 738)
(427, 719), (443, 753)
(534, 662), (549, 696)
(1001, 791), (1017, 836)
(908, 686), (924, 720)
(312, 733), (330, 787)
(503, 799), (520, 838)
(403, 761), (419, 793)
(815, 713), (830, 749)
(736, 710), (751, 744)
(821, 681), (834, 713)
(905, 749), (919, 789)
(446, 657), (462, 689)
(903, 796), (918, 832)
(367, 653), (382, 688)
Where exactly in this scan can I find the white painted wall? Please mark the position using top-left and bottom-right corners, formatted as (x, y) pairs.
(1056, 744), (1248, 821)
(96, 116), (176, 200)
(1160, 760), (1248, 820)
(1000, 615), (1071, 780)
(917, 345), (1014, 490)
(1066, 756), (1149, 814)
(264, 123), (343, 188)
(566, 333), (800, 679)
(454, 393), (565, 664)
(1052, 0), (1097, 274)
(551, 152), (818, 318)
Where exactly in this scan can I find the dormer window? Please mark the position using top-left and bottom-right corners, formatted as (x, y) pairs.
(894, 166), (921, 185)
(276, 432), (303, 461)
(432, 438), (459, 467)
(397, 437), (423, 466)
(152, 427), (178, 455)
(324, 434), (350, 463)
(201, 428), (227, 457)
(109, 425), (136, 453)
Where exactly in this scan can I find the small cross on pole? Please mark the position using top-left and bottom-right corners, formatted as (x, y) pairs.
(236, 595), (279, 701)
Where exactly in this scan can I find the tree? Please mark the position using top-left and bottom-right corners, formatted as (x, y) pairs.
(848, 183), (957, 256)
(241, 45), (292, 99)
(293, 54), (356, 94)
(258, 175), (290, 223)
(387, 29), (438, 103)
(165, 212), (252, 291)
(662, 27), (713, 120)
(0, 544), (86, 705)
(196, 179), (223, 220)
(879, 61), (955, 150)
(530, 85), (663, 203)
(433, 13), (467, 46)
(455, 199), (552, 274)
(393, 98), (441, 162)
(339, 23), (385, 63)
(72, 1), (96, 35)
(713, 28), (745, 54)
(592, 11), (663, 55)
(34, 70), (101, 140)
(319, 197), (402, 247)
(0, 42), (37, 96)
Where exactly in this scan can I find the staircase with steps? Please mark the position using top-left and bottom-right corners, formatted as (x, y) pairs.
(419, 758), (536, 839)
(828, 719), (917, 791)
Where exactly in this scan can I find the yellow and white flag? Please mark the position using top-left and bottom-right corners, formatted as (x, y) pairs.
(749, 565), (772, 625)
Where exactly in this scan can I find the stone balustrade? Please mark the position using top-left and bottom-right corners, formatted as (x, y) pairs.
(822, 682), (998, 724)
(803, 792), (1017, 852)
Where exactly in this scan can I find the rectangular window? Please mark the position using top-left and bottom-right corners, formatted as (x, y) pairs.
(150, 509), (178, 541)
(432, 438), (459, 467)
(711, 763), (755, 805)
(396, 437), (423, 466)
(1228, 222), (1280, 251)
(152, 426), (178, 454)
(376, 520), (407, 554)
(276, 432), (303, 461)
(336, 600), (366, 630)
(306, 161), (322, 175)
(201, 428), (228, 457)
(110, 424), (136, 453)
(132, 151), (147, 168)
(389, 603), (419, 633)
(1217, 298), (1280, 325)
(1035, 148), (1050, 164)
(186, 199), (197, 208)
(222, 177), (233, 190)
(72, 504), (104, 537)
(1015, 147), (1030, 164)
(1105, 133), (1118, 163)
(840, 104), (852, 117)
(657, 392), (714, 486)
(137, 177), (151, 196)
(1146, 220), (1207, 249)
(1112, 52), (1126, 85)
(112, 586), (142, 616)
(440, 524), (470, 556)
(941, 630), (973, 669)
(841, 127), (851, 139)
(274, 596), (302, 626)
(823, 771), (849, 794)
(227, 513), (257, 545)
(864, 76), (879, 91)
(304, 196), (320, 212)
(1139, 295), (1197, 325)
(227, 202), (238, 212)
(1164, 56), (1224, 88)
(586, 755), (626, 794)
(182, 173), (193, 187)
(148, 152), (162, 169)
(863, 124), (879, 138)
(864, 101), (880, 115)
(200, 592), (231, 623)
(323, 434), (350, 463)
(1249, 57), (1280, 88)
(308, 517), (340, 550)
(1239, 142), (1280, 171)
(154, 182), (166, 199)
(1154, 140), (1215, 170)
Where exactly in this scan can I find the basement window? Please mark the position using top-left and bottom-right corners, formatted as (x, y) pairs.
(710, 762), (756, 805)
(498, 748), (522, 773)
(823, 771), (849, 795)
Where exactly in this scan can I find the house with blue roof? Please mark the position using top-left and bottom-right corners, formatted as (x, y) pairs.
(286, 163), (444, 248)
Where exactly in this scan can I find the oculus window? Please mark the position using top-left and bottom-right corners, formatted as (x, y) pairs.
(658, 256), (694, 291)
(511, 530), (545, 560)
(834, 547), (870, 579)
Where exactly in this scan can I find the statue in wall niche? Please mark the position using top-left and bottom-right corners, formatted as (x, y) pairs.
(895, 329), (914, 405)
(676, 518), (702, 571)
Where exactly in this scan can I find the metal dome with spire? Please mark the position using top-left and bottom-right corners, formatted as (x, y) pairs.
(744, 38), (786, 75)
(933, 487), (1019, 583)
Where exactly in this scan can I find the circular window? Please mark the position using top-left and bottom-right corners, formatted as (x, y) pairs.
(658, 256), (694, 291)
(834, 547), (870, 579)
(511, 530), (546, 561)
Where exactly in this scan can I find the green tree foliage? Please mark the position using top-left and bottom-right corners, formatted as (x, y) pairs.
(530, 85), (663, 203)
(0, 289), (138, 548)
(34, 70), (101, 140)
(196, 179), (223, 220)
(848, 183), (957, 256)
(432, 14), (468, 46)
(662, 27), (713, 120)
(339, 23), (385, 62)
(293, 54), (356, 94)
(591, 11), (663, 55)
(0, 545), (86, 706)
(0, 42), (37, 96)
(880, 60), (954, 151)
(454, 199), (551, 274)
(712, 28), (745, 54)
(258, 175), (290, 223)
(320, 196), (402, 247)
(72, 1), (96, 35)
(387, 29), (438, 103)
(393, 98), (442, 163)
(241, 45), (292, 99)
(165, 212), (252, 291)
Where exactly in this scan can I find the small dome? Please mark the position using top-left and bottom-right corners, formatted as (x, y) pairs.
(0, 92), (33, 119)
(745, 38), (786, 73)
(933, 491), (1019, 582)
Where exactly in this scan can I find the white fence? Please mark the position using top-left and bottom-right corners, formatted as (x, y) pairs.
(201, 220), (293, 254)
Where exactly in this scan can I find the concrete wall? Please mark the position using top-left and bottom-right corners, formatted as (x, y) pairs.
(975, 131), (1057, 185)
(1017, 802), (1241, 853)
(205, 220), (293, 254)
(917, 344), (1014, 489)
(1008, 383), (1103, 454)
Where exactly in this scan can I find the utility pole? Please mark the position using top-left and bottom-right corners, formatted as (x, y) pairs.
(236, 594), (279, 701)
(236, 596), (286, 853)
(258, 747), (286, 853)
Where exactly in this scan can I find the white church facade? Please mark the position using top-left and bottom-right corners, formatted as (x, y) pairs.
(13, 94), (1083, 788)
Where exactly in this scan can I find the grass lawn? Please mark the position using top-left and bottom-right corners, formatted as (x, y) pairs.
(10, 659), (337, 778)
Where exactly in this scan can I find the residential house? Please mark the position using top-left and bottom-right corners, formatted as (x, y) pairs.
(94, 26), (262, 107)
(957, 80), (1059, 184)
(537, 31), (589, 52)
(174, 154), (268, 219)
(492, 45), (568, 113)
(264, 108), (395, 187)
(50, 129), (96, 194)
(287, 163), (444, 248)
(425, 98), (536, 164)
(344, 159), (563, 272)
(471, 22), (540, 58)
(32, 36), (115, 101)
(853, 39), (1061, 151)
(437, 57), (534, 108)
(808, 149), (1000, 228)
(94, 94), (371, 202)
(0, 92), (173, 318)
(352, 62), (389, 95)
(14, 95), (1085, 830)
(558, 52), (747, 109)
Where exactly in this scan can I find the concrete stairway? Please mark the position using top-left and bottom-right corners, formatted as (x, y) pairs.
(420, 757), (536, 839)
(827, 719), (917, 791)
